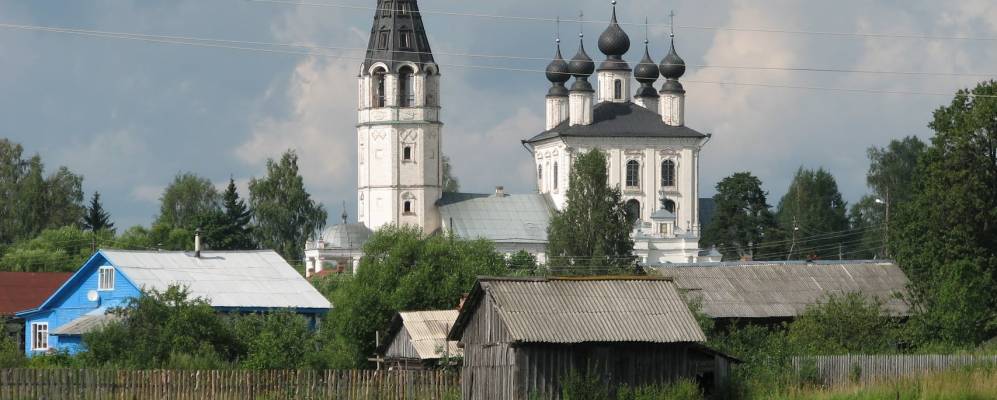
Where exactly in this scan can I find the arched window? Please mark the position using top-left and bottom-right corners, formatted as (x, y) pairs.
(553, 162), (559, 189)
(626, 160), (640, 187)
(661, 160), (676, 187)
(663, 199), (676, 214)
(372, 67), (387, 107)
(538, 164), (543, 185)
(614, 80), (623, 100)
(403, 201), (412, 214)
(398, 66), (415, 107)
(403, 146), (412, 161)
(625, 199), (641, 223)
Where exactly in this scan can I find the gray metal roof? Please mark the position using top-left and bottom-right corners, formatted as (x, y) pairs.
(101, 250), (331, 311)
(396, 310), (462, 360)
(438, 193), (554, 244)
(362, 0), (435, 73)
(453, 277), (706, 344)
(650, 209), (676, 220)
(652, 261), (910, 318)
(319, 223), (373, 250)
(525, 102), (707, 144)
(52, 310), (119, 336)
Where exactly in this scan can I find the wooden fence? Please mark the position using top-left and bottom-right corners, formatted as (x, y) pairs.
(0, 369), (459, 400)
(791, 354), (997, 386)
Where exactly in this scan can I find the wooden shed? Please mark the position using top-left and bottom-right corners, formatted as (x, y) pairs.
(379, 310), (462, 370)
(448, 277), (736, 399)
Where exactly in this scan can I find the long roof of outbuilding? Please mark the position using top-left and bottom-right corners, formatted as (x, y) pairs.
(99, 250), (331, 311)
(449, 276), (706, 344)
(651, 260), (910, 318)
(525, 102), (707, 144)
(438, 193), (554, 244)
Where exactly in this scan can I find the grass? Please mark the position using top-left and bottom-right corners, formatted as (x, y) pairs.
(772, 366), (997, 400)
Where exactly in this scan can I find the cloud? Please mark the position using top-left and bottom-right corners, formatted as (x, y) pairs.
(131, 185), (163, 204)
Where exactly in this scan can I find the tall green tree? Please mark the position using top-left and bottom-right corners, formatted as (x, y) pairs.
(82, 192), (114, 232)
(701, 172), (782, 260)
(199, 178), (255, 250)
(441, 155), (460, 193)
(155, 172), (220, 230)
(0, 226), (113, 272)
(775, 167), (849, 260)
(867, 136), (927, 206)
(892, 81), (997, 345)
(0, 139), (85, 246)
(546, 149), (634, 268)
(249, 151), (327, 261)
(321, 226), (507, 368)
(847, 195), (887, 259)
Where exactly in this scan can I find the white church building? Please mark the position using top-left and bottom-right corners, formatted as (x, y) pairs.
(304, 1), (720, 276)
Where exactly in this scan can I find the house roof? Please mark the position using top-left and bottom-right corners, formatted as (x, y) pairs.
(524, 102), (707, 144)
(0, 272), (72, 316)
(99, 250), (331, 311)
(652, 260), (911, 319)
(438, 193), (554, 244)
(52, 308), (120, 336)
(449, 276), (706, 344)
(382, 310), (462, 360)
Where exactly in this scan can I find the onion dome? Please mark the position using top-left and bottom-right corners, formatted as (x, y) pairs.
(660, 79), (685, 94)
(568, 36), (596, 92)
(659, 38), (686, 79)
(597, 2), (631, 70)
(546, 40), (570, 96)
(634, 42), (659, 97)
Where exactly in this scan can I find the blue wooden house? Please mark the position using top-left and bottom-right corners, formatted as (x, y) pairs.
(16, 249), (332, 355)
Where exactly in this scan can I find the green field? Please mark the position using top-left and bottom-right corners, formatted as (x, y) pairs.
(772, 368), (997, 400)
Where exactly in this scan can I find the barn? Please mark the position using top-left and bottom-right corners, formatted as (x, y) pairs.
(379, 310), (462, 370)
(448, 276), (736, 399)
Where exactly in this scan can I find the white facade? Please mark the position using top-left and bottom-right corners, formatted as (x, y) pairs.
(357, 62), (443, 234)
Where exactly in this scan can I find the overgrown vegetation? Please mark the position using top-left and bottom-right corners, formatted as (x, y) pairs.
(556, 369), (704, 400)
(773, 364), (997, 400)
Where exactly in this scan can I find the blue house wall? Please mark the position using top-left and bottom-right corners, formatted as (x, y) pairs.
(18, 253), (140, 355)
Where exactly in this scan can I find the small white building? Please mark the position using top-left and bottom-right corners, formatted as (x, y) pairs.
(303, 212), (373, 277)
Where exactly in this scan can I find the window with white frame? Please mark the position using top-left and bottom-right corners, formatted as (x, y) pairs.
(98, 266), (115, 291)
(31, 323), (48, 351)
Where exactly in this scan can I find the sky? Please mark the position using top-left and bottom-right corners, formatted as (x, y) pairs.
(2, 0), (996, 229)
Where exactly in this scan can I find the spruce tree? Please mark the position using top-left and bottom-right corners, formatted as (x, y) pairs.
(775, 167), (849, 260)
(82, 191), (114, 232)
(249, 151), (327, 261)
(701, 172), (782, 261)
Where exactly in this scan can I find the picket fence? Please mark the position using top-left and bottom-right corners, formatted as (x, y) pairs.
(0, 369), (459, 400)
(791, 354), (997, 386)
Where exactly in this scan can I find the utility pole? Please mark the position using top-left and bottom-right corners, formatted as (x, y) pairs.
(838, 242), (843, 260)
(787, 216), (799, 260)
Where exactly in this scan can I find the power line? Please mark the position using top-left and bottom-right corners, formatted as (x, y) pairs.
(245, 0), (997, 42)
(3, 22), (996, 99)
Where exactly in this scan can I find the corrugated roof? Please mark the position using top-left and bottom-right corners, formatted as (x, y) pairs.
(101, 250), (331, 310)
(52, 310), (119, 335)
(463, 277), (706, 344)
(438, 193), (553, 244)
(0, 272), (72, 315)
(399, 310), (462, 360)
(525, 102), (707, 144)
(652, 261), (910, 318)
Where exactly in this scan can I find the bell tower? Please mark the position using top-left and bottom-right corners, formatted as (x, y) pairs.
(357, 0), (442, 233)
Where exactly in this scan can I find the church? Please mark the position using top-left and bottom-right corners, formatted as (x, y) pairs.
(303, 1), (721, 276)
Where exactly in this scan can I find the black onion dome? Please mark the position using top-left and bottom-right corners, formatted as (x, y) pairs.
(659, 38), (686, 79)
(597, 6), (631, 60)
(568, 39), (595, 77)
(659, 79), (685, 94)
(546, 43), (570, 84)
(634, 44), (659, 83)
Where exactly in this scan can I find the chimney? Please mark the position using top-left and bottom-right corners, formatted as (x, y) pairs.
(494, 186), (506, 197)
(194, 228), (202, 258)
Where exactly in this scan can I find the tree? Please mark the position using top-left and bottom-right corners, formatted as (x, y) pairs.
(155, 172), (220, 230)
(0, 139), (85, 246)
(82, 192), (114, 232)
(892, 81), (997, 345)
(775, 167), (849, 260)
(441, 155), (460, 193)
(867, 136), (927, 206)
(322, 227), (508, 368)
(700, 172), (782, 261)
(847, 195), (887, 259)
(546, 149), (634, 268)
(232, 311), (313, 370)
(0, 226), (113, 272)
(199, 178), (255, 250)
(249, 151), (327, 261)
(785, 293), (900, 354)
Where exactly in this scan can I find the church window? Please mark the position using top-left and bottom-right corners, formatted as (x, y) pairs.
(403, 201), (412, 214)
(661, 160), (676, 187)
(378, 32), (388, 50)
(663, 199), (676, 214)
(553, 162), (559, 189)
(626, 160), (640, 187)
(403, 146), (412, 161)
(625, 199), (641, 223)
(537, 165), (543, 185)
(399, 32), (412, 49)
(399, 66), (415, 107)
(614, 80), (623, 100)
(399, 2), (411, 14)
(381, 1), (392, 16)
(373, 68), (387, 108)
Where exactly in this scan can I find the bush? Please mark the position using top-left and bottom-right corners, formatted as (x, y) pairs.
(618, 380), (703, 400)
(0, 327), (25, 368)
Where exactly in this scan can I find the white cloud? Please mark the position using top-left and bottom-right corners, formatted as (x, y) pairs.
(130, 184), (163, 204)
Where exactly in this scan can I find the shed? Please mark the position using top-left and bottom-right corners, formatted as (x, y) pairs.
(651, 260), (911, 322)
(379, 310), (462, 370)
(449, 277), (737, 399)
(15, 249), (331, 355)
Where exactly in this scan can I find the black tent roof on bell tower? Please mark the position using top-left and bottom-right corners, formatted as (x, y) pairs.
(362, 0), (436, 74)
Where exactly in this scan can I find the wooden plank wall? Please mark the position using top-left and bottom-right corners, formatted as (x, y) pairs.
(0, 369), (459, 400)
(791, 354), (997, 386)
